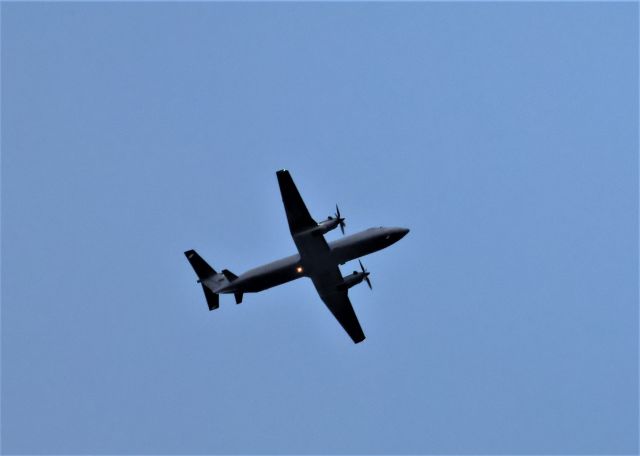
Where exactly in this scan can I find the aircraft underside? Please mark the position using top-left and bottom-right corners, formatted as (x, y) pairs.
(185, 169), (408, 343)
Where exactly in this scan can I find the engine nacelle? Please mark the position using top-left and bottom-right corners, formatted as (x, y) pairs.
(310, 218), (341, 236)
(337, 271), (367, 291)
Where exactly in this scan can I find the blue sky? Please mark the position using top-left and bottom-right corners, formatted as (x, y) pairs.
(1, 2), (638, 454)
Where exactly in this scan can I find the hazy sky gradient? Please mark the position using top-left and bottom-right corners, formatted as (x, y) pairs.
(2, 2), (638, 454)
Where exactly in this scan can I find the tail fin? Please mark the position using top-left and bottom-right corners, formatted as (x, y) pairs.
(201, 284), (220, 310)
(185, 250), (219, 311)
(184, 250), (216, 281)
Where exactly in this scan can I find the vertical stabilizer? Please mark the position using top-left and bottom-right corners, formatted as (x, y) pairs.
(202, 285), (220, 310)
(184, 250), (216, 281)
(185, 250), (220, 310)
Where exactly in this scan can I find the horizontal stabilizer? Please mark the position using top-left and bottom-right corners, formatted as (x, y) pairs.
(222, 269), (238, 281)
(202, 284), (219, 310)
(184, 250), (216, 280)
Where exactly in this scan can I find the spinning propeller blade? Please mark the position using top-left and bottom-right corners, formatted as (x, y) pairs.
(358, 259), (372, 290)
(335, 204), (346, 234)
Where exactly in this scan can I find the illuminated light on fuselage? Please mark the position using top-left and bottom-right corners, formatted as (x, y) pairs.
(296, 266), (303, 273)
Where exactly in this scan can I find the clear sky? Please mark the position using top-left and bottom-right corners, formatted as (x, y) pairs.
(1, 2), (638, 454)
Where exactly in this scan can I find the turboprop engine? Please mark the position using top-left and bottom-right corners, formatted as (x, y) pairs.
(337, 260), (372, 291)
(311, 204), (346, 236)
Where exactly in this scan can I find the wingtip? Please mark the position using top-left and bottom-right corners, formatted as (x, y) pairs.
(354, 335), (366, 344)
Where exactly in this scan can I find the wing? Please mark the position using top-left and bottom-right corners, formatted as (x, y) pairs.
(276, 169), (317, 235)
(276, 170), (364, 343)
(311, 268), (366, 344)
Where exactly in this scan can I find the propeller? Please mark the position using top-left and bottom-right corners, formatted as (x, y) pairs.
(358, 259), (372, 290)
(334, 204), (346, 234)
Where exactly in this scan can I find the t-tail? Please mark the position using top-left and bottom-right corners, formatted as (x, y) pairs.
(184, 250), (242, 309)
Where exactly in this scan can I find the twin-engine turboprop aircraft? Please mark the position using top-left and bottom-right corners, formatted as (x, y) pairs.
(184, 170), (409, 343)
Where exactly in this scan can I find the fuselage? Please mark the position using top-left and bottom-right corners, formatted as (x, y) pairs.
(214, 226), (409, 294)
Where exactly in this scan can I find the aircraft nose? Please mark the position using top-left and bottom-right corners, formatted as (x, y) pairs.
(391, 227), (409, 241)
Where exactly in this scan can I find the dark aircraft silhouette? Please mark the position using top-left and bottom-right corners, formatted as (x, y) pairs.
(185, 170), (409, 343)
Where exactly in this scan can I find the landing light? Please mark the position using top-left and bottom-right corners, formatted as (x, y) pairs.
(296, 266), (303, 273)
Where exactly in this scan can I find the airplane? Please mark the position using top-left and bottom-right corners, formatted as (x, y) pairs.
(184, 169), (409, 343)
